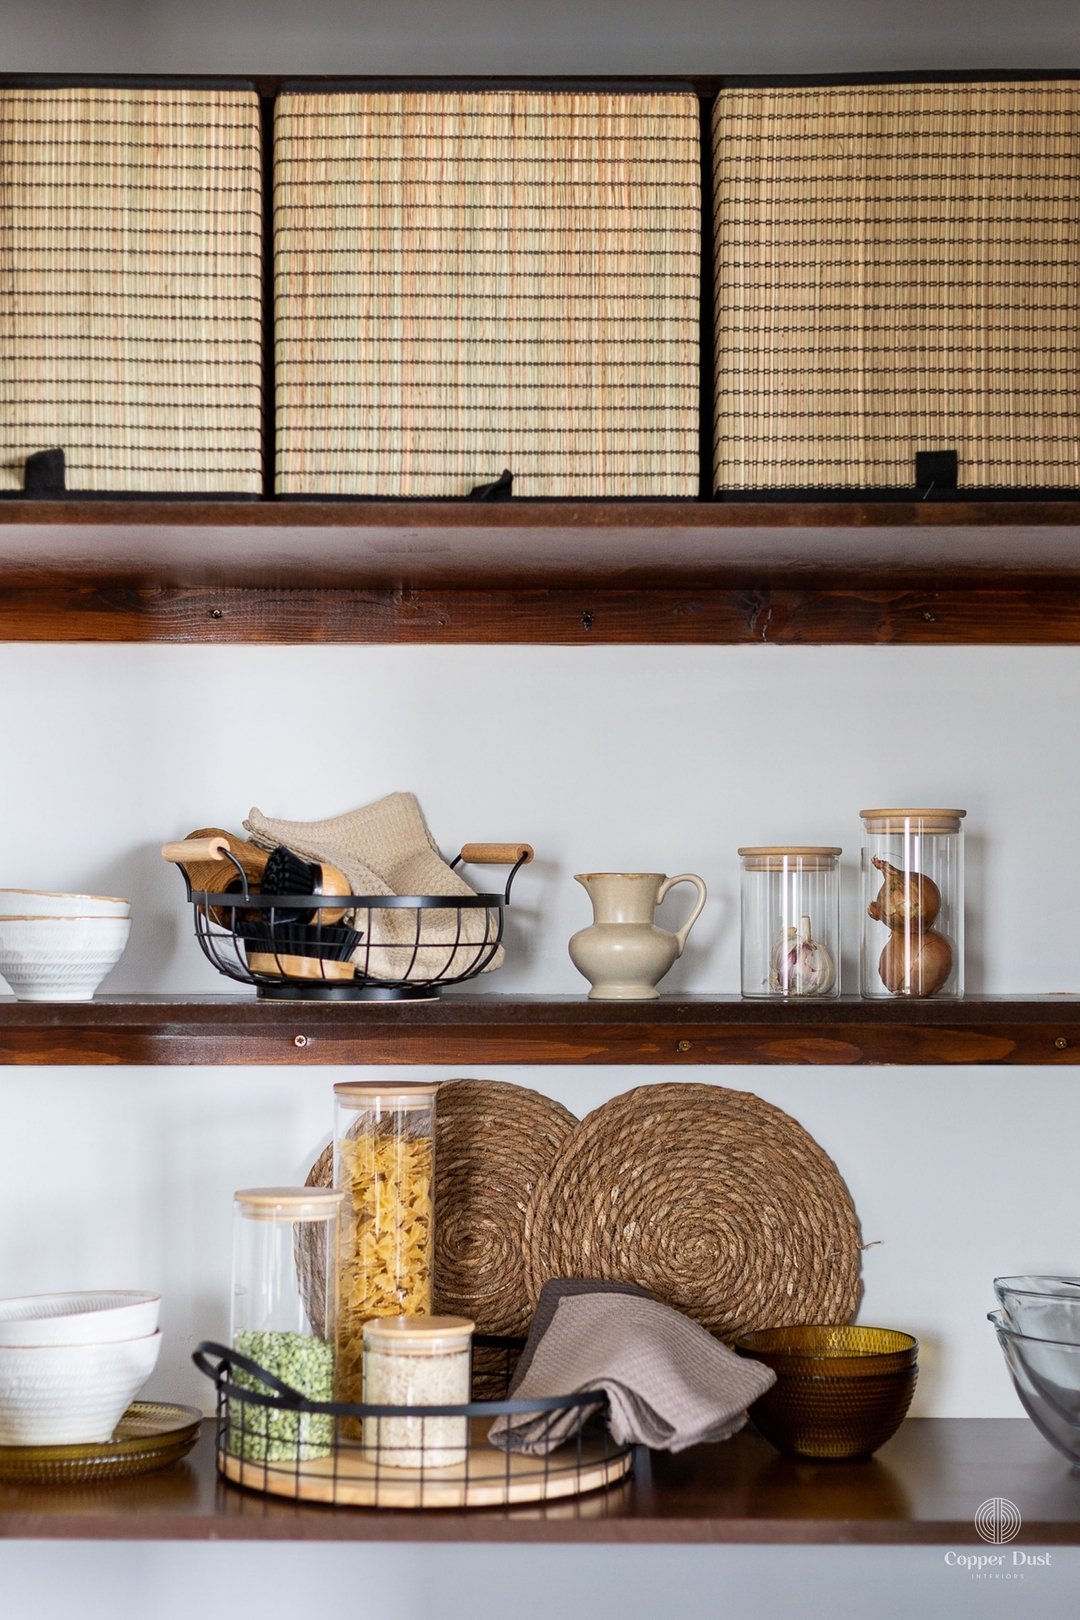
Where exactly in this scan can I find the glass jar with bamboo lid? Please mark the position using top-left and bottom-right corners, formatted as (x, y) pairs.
(362, 1314), (474, 1469)
(332, 1082), (438, 1422)
(860, 809), (965, 999)
(229, 1185), (343, 1463)
(738, 847), (842, 998)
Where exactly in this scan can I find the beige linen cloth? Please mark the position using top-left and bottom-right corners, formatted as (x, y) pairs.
(244, 793), (504, 982)
(488, 1280), (776, 1455)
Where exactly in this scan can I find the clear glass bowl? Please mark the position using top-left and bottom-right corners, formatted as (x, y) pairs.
(989, 1309), (1080, 1466)
(994, 1276), (1080, 1342)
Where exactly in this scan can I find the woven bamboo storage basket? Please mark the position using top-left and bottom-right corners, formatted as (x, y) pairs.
(0, 82), (263, 494)
(712, 78), (1080, 493)
(274, 86), (701, 497)
(523, 1082), (862, 1341)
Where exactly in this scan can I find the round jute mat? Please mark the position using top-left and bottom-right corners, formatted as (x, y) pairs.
(304, 1077), (577, 1339)
(522, 1082), (862, 1341)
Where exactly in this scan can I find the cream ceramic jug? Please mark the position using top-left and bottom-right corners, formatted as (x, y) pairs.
(568, 871), (707, 1000)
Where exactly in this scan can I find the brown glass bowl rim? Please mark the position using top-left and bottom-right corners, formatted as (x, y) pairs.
(755, 1365), (919, 1391)
(735, 1324), (918, 1361)
(741, 1353), (917, 1378)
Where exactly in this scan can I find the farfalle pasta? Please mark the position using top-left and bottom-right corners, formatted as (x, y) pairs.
(334, 1098), (435, 1421)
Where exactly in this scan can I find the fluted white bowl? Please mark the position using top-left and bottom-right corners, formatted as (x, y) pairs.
(0, 1291), (161, 1347)
(0, 889), (130, 919)
(0, 1330), (161, 1444)
(0, 915), (131, 1001)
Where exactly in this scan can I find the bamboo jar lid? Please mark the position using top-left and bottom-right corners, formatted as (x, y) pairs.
(860, 809), (966, 834)
(234, 1187), (344, 1222)
(738, 847), (842, 871)
(363, 1315), (475, 1355)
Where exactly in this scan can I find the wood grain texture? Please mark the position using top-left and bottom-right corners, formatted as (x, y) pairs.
(0, 1419), (1077, 1543)
(3, 579), (1080, 644)
(1, 994), (1078, 1067)
(0, 501), (1078, 642)
(3, 497), (1080, 533)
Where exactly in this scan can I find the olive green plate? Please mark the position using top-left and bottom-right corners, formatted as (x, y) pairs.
(0, 1401), (202, 1484)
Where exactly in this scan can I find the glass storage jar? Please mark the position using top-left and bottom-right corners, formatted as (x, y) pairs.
(362, 1314), (474, 1470)
(738, 847), (841, 998)
(229, 1185), (342, 1462)
(333, 1082), (438, 1417)
(860, 808), (965, 999)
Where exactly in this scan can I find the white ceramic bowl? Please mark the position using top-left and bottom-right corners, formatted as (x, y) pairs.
(0, 889), (130, 920)
(0, 915), (131, 1001)
(0, 1330), (161, 1445)
(0, 1291), (161, 1347)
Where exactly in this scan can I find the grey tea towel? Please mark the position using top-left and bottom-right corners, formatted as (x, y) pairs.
(488, 1280), (776, 1455)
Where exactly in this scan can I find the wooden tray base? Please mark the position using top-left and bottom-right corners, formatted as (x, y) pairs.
(219, 1420), (632, 1509)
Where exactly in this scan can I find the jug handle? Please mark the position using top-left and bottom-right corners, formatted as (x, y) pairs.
(658, 873), (707, 957)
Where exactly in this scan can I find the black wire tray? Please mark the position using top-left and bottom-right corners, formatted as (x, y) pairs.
(194, 1339), (634, 1510)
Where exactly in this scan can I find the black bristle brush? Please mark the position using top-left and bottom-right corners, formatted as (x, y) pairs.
(260, 845), (352, 927)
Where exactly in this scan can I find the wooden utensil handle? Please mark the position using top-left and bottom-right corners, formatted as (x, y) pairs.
(317, 862), (352, 898)
(459, 843), (534, 865)
(161, 837), (230, 864)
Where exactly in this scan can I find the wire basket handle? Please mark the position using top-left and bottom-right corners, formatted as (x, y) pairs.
(192, 1337), (612, 1420)
(162, 836), (231, 865)
(193, 1339), (309, 1410)
(161, 837), (254, 902)
(458, 843), (533, 866)
(454, 843), (533, 904)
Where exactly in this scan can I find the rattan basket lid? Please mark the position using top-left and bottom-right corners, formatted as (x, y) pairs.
(522, 1082), (862, 1341)
(306, 1077), (577, 1338)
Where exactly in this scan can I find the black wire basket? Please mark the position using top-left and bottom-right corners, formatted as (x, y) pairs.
(193, 1339), (634, 1510)
(162, 837), (532, 1001)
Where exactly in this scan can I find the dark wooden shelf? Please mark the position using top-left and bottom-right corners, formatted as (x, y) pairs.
(2, 992), (1079, 1067)
(1, 499), (1079, 643)
(0, 1419), (1075, 1544)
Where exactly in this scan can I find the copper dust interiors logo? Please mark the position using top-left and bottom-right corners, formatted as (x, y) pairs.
(975, 1498), (1022, 1545)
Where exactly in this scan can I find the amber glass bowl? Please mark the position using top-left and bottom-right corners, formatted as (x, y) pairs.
(734, 1324), (919, 1460)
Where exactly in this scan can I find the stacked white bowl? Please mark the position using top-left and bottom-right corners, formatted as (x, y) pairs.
(0, 1291), (162, 1445)
(989, 1275), (1080, 1466)
(0, 890), (130, 1001)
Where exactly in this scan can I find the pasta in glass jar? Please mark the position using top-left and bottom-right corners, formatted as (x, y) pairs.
(332, 1082), (438, 1426)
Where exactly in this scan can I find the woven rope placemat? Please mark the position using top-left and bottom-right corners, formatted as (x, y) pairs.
(430, 1078), (577, 1336)
(522, 1082), (862, 1341)
(304, 1077), (577, 1338)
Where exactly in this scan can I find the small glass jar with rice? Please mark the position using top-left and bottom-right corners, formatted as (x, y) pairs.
(362, 1314), (474, 1469)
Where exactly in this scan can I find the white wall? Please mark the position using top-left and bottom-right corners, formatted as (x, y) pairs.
(4, 1542), (1080, 1620)
(5, 644), (1076, 1612)
(0, 642), (1075, 1419)
(2, 0), (1078, 75)
(5, 1), (1080, 1613)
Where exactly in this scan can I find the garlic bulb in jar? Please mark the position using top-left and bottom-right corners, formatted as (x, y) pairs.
(769, 914), (836, 996)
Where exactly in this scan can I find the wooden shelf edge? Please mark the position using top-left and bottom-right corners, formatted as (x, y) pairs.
(1, 1419), (1076, 1545)
(4, 579), (1080, 646)
(3, 498), (1080, 531)
(1, 500), (1079, 643)
(2, 993), (1079, 1066)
